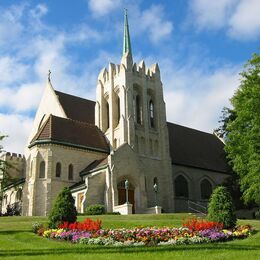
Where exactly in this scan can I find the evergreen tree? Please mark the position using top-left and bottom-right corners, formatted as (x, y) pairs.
(48, 187), (77, 228)
(208, 186), (237, 228)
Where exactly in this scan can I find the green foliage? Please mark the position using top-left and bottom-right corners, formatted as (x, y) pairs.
(207, 186), (237, 228)
(32, 222), (43, 234)
(48, 187), (77, 228)
(85, 204), (105, 215)
(218, 53), (260, 204)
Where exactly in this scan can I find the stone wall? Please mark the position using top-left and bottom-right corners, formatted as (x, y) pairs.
(172, 164), (230, 212)
(22, 144), (107, 216)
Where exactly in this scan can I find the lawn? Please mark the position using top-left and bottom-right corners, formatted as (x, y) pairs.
(0, 214), (259, 260)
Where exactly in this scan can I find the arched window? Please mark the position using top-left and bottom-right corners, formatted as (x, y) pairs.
(117, 95), (120, 125)
(56, 162), (61, 178)
(4, 195), (8, 205)
(175, 175), (189, 198)
(106, 101), (110, 129)
(200, 179), (212, 200)
(39, 161), (45, 178)
(68, 164), (73, 180)
(16, 188), (22, 201)
(135, 95), (141, 124)
(149, 100), (154, 128)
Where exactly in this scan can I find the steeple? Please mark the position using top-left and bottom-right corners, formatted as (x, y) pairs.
(121, 9), (133, 68)
(123, 9), (132, 56)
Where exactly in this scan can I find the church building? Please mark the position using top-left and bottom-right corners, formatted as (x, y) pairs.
(0, 12), (231, 216)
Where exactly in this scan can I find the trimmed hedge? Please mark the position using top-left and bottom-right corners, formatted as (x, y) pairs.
(85, 204), (105, 215)
(207, 186), (237, 228)
(48, 187), (77, 228)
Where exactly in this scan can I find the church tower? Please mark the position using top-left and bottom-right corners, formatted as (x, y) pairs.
(95, 10), (170, 161)
(96, 10), (173, 212)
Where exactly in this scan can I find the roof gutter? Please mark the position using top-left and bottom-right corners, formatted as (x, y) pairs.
(28, 139), (110, 154)
(80, 164), (108, 177)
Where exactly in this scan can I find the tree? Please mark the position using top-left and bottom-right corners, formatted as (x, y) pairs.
(207, 186), (237, 228)
(0, 134), (10, 214)
(218, 53), (260, 205)
(48, 187), (77, 228)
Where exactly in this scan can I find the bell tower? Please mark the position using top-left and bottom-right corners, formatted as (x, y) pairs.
(95, 10), (170, 160)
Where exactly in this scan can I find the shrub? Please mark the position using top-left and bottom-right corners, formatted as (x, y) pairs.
(4, 204), (21, 216)
(48, 187), (77, 228)
(85, 204), (105, 215)
(207, 186), (237, 228)
(32, 222), (43, 234)
(106, 212), (121, 215)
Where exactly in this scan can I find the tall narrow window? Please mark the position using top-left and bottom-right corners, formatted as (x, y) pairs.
(56, 162), (61, 178)
(175, 175), (189, 198)
(200, 179), (212, 200)
(149, 100), (154, 128)
(68, 164), (73, 180)
(16, 188), (22, 201)
(39, 161), (45, 178)
(106, 101), (110, 129)
(136, 95), (141, 124)
(117, 96), (120, 125)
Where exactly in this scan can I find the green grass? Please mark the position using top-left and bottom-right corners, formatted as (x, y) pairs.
(0, 214), (259, 260)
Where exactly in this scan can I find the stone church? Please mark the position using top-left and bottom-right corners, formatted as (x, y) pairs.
(0, 12), (231, 216)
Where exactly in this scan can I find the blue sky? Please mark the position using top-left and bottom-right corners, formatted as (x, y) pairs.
(0, 0), (259, 153)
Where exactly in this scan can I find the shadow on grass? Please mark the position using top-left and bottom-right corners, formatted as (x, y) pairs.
(0, 230), (30, 235)
(0, 244), (259, 257)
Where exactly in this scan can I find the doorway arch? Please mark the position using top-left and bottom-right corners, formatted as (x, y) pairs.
(117, 180), (135, 213)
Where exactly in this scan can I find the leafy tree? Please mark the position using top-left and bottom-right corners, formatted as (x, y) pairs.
(217, 53), (260, 205)
(207, 186), (237, 228)
(0, 134), (11, 214)
(48, 187), (77, 228)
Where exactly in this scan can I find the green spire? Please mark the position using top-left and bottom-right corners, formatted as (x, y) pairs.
(123, 9), (132, 56)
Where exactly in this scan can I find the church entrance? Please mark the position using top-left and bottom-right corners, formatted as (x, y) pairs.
(117, 180), (135, 213)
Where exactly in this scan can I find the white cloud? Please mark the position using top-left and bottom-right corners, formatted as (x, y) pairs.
(189, 0), (260, 40)
(162, 61), (240, 132)
(228, 0), (260, 39)
(0, 4), (25, 46)
(139, 5), (173, 43)
(190, 0), (237, 30)
(88, 0), (122, 16)
(30, 4), (48, 19)
(0, 83), (44, 112)
(0, 56), (29, 85)
(0, 113), (33, 154)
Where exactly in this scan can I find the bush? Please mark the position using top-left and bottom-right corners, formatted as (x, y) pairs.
(32, 222), (44, 234)
(207, 186), (237, 228)
(85, 204), (105, 215)
(3, 204), (21, 216)
(105, 212), (121, 215)
(48, 187), (77, 228)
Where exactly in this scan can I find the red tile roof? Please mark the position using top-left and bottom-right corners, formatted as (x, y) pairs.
(30, 115), (109, 153)
(55, 90), (95, 124)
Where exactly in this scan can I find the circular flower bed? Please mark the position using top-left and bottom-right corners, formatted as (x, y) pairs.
(34, 218), (255, 247)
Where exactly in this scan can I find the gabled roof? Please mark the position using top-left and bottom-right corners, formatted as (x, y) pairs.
(55, 90), (95, 124)
(69, 181), (86, 192)
(167, 122), (231, 174)
(29, 115), (109, 153)
(80, 157), (108, 177)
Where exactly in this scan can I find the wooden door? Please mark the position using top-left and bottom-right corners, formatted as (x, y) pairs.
(118, 188), (135, 213)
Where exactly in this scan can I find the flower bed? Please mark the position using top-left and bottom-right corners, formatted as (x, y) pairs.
(35, 218), (255, 247)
